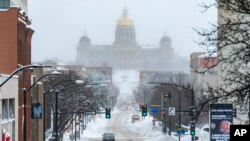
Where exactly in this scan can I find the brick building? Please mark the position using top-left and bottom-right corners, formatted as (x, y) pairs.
(0, 7), (34, 141)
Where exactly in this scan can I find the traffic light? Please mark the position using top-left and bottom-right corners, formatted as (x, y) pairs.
(142, 105), (147, 116)
(190, 122), (195, 136)
(105, 107), (111, 119)
(189, 106), (195, 117)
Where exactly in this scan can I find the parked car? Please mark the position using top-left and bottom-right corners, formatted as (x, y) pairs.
(103, 133), (115, 141)
(131, 113), (140, 123)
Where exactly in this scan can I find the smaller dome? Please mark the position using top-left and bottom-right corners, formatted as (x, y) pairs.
(79, 36), (91, 45)
(160, 35), (171, 46)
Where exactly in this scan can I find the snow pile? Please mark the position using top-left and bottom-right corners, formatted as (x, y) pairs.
(81, 115), (108, 139)
(126, 113), (177, 141)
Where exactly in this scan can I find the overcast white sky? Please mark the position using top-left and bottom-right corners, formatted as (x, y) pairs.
(29, 0), (216, 63)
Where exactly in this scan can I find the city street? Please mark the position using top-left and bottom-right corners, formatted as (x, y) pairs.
(63, 70), (176, 141)
(1, 1), (249, 140)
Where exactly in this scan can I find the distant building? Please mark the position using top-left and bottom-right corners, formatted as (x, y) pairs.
(139, 71), (189, 85)
(190, 52), (218, 98)
(135, 71), (191, 129)
(76, 7), (176, 71)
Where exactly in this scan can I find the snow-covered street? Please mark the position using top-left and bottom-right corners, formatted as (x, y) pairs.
(63, 70), (209, 141)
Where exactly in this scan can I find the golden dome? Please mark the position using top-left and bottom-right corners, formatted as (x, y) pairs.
(116, 7), (134, 26)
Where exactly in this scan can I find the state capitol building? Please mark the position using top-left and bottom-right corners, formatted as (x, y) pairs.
(76, 8), (181, 71)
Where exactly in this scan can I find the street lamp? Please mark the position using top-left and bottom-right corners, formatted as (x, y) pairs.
(52, 81), (85, 141)
(0, 64), (51, 141)
(136, 85), (150, 105)
(43, 79), (84, 141)
(0, 64), (51, 87)
(149, 82), (195, 141)
(152, 88), (164, 119)
(23, 71), (62, 141)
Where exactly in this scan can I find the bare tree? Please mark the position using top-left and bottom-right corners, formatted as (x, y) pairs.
(44, 69), (104, 140)
(194, 0), (250, 123)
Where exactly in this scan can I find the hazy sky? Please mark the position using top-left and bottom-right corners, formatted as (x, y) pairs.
(29, 0), (216, 63)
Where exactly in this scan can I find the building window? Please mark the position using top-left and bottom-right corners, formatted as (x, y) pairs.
(2, 99), (8, 121)
(0, 0), (10, 9)
(9, 99), (15, 119)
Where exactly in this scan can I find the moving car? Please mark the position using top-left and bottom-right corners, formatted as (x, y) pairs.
(131, 113), (140, 123)
(103, 133), (115, 141)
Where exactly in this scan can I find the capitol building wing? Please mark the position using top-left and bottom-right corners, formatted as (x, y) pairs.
(76, 8), (175, 71)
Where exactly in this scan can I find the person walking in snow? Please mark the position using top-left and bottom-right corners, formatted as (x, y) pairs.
(152, 118), (156, 129)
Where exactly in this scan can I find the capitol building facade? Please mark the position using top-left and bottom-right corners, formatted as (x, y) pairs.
(76, 8), (176, 71)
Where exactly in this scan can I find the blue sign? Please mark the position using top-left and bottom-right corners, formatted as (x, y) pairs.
(151, 108), (159, 114)
(31, 102), (42, 119)
(176, 130), (185, 135)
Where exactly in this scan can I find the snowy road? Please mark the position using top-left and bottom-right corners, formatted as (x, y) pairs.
(63, 70), (178, 141)
(106, 110), (144, 141)
(84, 109), (147, 141)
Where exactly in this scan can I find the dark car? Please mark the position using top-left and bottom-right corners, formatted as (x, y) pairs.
(103, 133), (115, 141)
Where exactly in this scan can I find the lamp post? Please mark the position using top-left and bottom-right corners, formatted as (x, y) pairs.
(0, 64), (50, 87)
(43, 79), (83, 141)
(149, 82), (195, 141)
(136, 85), (150, 106)
(23, 71), (61, 141)
(152, 88), (164, 121)
(152, 87), (173, 135)
(52, 81), (85, 141)
(0, 64), (51, 141)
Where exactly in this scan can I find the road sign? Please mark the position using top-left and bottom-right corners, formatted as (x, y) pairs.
(176, 129), (185, 135)
(85, 111), (96, 115)
(169, 107), (175, 116)
(151, 108), (159, 114)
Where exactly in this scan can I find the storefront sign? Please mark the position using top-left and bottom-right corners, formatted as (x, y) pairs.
(31, 102), (42, 119)
(210, 104), (233, 141)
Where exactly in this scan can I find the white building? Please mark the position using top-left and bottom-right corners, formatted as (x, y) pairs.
(190, 52), (218, 98)
(0, 74), (18, 141)
(76, 8), (178, 71)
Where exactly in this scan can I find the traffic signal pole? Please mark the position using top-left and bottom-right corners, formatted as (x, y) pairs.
(168, 92), (171, 136)
(163, 93), (168, 134)
(191, 89), (195, 141)
(178, 91), (181, 141)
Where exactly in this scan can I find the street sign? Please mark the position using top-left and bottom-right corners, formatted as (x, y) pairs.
(31, 102), (42, 119)
(169, 107), (175, 116)
(176, 130), (185, 135)
(151, 108), (159, 114)
(85, 111), (96, 115)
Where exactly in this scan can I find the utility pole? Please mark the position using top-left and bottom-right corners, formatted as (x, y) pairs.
(178, 90), (181, 141)
(55, 90), (58, 141)
(163, 93), (168, 134)
(167, 92), (171, 136)
(191, 89), (195, 141)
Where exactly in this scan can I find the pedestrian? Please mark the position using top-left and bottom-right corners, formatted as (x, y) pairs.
(152, 118), (156, 129)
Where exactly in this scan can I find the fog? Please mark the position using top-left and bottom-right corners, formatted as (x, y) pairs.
(29, 0), (216, 63)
